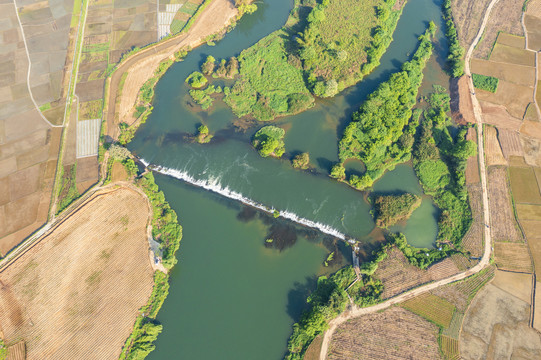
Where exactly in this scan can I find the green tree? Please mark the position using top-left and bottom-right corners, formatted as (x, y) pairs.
(292, 152), (310, 169)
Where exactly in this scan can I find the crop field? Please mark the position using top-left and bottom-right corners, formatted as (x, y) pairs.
(492, 270), (533, 304)
(6, 341), (25, 360)
(476, 81), (533, 119)
(328, 307), (440, 360)
(473, 0), (524, 58)
(517, 203), (541, 220)
(497, 128), (523, 159)
(494, 242), (534, 273)
(485, 126), (507, 166)
(460, 283), (541, 359)
(487, 166), (524, 242)
(479, 101), (523, 130)
(402, 293), (456, 328)
(0, 187), (155, 360)
(465, 128), (480, 184)
(450, 253), (475, 271)
(372, 246), (459, 299)
(432, 265), (495, 312)
(509, 166), (541, 204)
(470, 59), (534, 87)
(490, 43), (535, 66)
(439, 335), (459, 360)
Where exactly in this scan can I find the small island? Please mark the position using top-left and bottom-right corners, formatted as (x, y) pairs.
(195, 125), (213, 144)
(252, 126), (285, 157)
(291, 152), (310, 169)
(372, 193), (421, 228)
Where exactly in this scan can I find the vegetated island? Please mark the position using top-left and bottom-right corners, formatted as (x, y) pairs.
(252, 125), (286, 157)
(185, 0), (406, 121)
(372, 193), (422, 228)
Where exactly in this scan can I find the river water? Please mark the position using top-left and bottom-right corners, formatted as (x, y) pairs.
(130, 0), (449, 358)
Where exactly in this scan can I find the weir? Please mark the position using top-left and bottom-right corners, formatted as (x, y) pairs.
(141, 159), (355, 243)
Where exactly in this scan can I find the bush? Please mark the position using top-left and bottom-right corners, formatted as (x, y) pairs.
(472, 73), (499, 93)
(201, 55), (216, 75)
(292, 152), (310, 169)
(252, 126), (286, 157)
(373, 193), (422, 228)
(186, 71), (208, 88)
(442, 0), (464, 77)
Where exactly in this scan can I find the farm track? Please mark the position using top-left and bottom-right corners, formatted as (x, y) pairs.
(319, 0), (499, 358)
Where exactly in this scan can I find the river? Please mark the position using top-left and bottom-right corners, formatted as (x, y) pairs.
(129, 0), (449, 358)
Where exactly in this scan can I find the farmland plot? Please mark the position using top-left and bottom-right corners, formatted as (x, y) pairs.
(494, 242), (534, 273)
(402, 293), (456, 328)
(509, 166), (541, 204)
(484, 126), (507, 166)
(0, 187), (154, 360)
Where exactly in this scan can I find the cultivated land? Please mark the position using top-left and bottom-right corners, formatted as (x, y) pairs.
(0, 186), (154, 360)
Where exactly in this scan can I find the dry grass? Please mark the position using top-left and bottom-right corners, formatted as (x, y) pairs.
(509, 166), (541, 204)
(492, 270), (533, 304)
(516, 203), (541, 220)
(521, 120), (541, 139)
(0, 186), (154, 360)
(477, 81), (533, 119)
(373, 247), (459, 299)
(473, 0), (524, 59)
(525, 13), (541, 51)
(328, 307), (440, 360)
(480, 101), (523, 130)
(494, 242), (534, 273)
(450, 0), (491, 49)
(485, 126), (507, 166)
(521, 135), (541, 167)
(490, 43), (536, 66)
(304, 335), (322, 360)
(402, 293), (456, 328)
(497, 128), (523, 159)
(487, 166), (524, 242)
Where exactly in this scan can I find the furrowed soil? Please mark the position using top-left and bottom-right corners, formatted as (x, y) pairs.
(327, 307), (440, 360)
(494, 242), (534, 273)
(487, 166), (523, 242)
(0, 186), (154, 360)
(485, 126), (507, 166)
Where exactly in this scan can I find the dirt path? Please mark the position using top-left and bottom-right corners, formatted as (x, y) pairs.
(104, 0), (237, 140)
(318, 1), (499, 358)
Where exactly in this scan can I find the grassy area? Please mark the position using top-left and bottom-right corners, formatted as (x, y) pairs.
(82, 42), (110, 53)
(189, 85), (222, 110)
(372, 193), (422, 228)
(56, 164), (80, 215)
(39, 102), (51, 112)
(224, 31), (314, 121)
(402, 293), (456, 328)
(472, 73), (499, 92)
(300, 0), (403, 93)
(79, 99), (103, 120)
(337, 24), (436, 189)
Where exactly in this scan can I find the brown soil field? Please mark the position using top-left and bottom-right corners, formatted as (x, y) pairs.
(304, 335), (322, 360)
(402, 293), (456, 328)
(527, 0), (541, 17)
(480, 101), (523, 130)
(484, 126), (507, 166)
(487, 166), (524, 242)
(477, 81), (533, 119)
(497, 128), (523, 159)
(494, 242), (534, 273)
(108, 0), (238, 139)
(521, 136), (541, 166)
(473, 0), (524, 59)
(461, 184), (484, 257)
(496, 32), (526, 48)
(0, 186), (154, 360)
(521, 119), (541, 139)
(491, 270), (533, 303)
(509, 166), (541, 204)
(6, 341), (25, 360)
(465, 127), (480, 184)
(450, 0), (491, 49)
(525, 14), (541, 51)
(517, 204), (541, 220)
(460, 283), (541, 359)
(327, 307), (440, 360)
(523, 102), (539, 121)
(373, 246), (459, 299)
(471, 58), (535, 87)
(456, 76), (476, 124)
(110, 161), (129, 182)
(431, 266), (495, 313)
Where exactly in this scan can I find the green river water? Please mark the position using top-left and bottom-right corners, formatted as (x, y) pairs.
(129, 0), (450, 358)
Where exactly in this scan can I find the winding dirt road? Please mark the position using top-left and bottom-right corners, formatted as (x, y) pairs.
(318, 1), (499, 358)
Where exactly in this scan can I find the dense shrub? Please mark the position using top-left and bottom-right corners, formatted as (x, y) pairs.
(373, 193), (422, 228)
(472, 73), (499, 93)
(185, 71), (208, 88)
(252, 126), (286, 157)
(442, 0), (464, 77)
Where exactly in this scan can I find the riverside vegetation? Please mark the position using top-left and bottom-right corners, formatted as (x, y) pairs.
(442, 0), (464, 77)
(336, 23), (436, 189)
(185, 0), (406, 121)
(252, 126), (286, 157)
(372, 193), (422, 228)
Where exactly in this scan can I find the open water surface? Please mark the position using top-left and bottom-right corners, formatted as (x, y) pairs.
(130, 0), (450, 357)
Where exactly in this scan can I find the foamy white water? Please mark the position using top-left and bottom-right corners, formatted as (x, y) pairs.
(141, 159), (353, 242)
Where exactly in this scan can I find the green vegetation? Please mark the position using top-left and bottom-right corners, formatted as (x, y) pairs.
(119, 316), (162, 360)
(472, 73), (499, 93)
(137, 172), (182, 270)
(82, 42), (110, 53)
(252, 126), (286, 157)
(170, 19), (186, 34)
(330, 163), (346, 180)
(189, 85), (222, 110)
(195, 124), (213, 143)
(201, 55), (216, 75)
(235, 0), (258, 16)
(56, 164), (80, 214)
(224, 32), (314, 121)
(442, 0), (464, 77)
(212, 57), (239, 79)
(0, 340), (6, 360)
(372, 193), (421, 228)
(300, 0), (403, 95)
(186, 71), (208, 88)
(338, 24), (436, 190)
(39, 102), (51, 112)
(292, 152), (310, 169)
(286, 266), (382, 359)
(413, 86), (476, 246)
